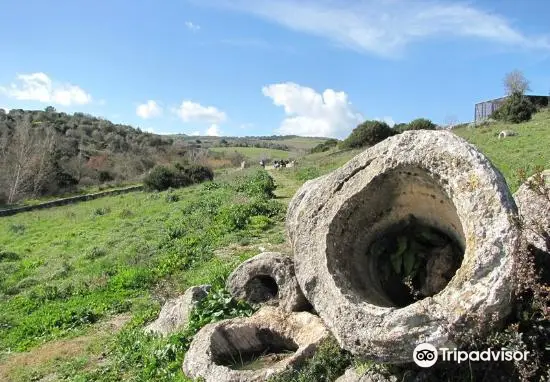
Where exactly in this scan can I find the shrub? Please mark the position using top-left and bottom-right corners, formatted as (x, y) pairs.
(144, 166), (180, 192)
(341, 120), (395, 148)
(492, 92), (537, 123)
(403, 118), (437, 131)
(98, 170), (114, 183)
(235, 170), (276, 198)
(310, 139), (339, 153)
(269, 338), (352, 382)
(144, 164), (214, 192)
(176, 163), (214, 183)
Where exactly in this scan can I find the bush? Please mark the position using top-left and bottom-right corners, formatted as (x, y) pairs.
(144, 164), (214, 192)
(235, 170), (276, 198)
(175, 163), (214, 183)
(341, 120), (395, 149)
(98, 170), (114, 183)
(310, 139), (339, 153)
(403, 118), (437, 131)
(492, 92), (537, 123)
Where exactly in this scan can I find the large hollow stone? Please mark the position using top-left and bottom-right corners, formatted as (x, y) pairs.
(144, 285), (210, 336)
(226, 252), (309, 312)
(182, 306), (331, 382)
(513, 170), (550, 254)
(287, 130), (520, 362)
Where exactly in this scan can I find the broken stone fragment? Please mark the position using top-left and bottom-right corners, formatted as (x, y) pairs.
(226, 252), (309, 312)
(287, 130), (520, 362)
(182, 306), (331, 382)
(513, 169), (550, 254)
(144, 284), (210, 336)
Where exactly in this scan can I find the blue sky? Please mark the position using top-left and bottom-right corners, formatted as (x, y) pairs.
(1, 0), (549, 138)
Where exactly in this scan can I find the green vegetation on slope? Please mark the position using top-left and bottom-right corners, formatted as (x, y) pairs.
(0, 169), (286, 381)
(453, 108), (550, 191)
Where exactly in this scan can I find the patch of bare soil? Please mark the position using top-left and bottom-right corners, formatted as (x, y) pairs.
(0, 313), (131, 382)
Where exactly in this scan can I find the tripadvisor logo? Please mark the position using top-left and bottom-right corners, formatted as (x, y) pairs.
(413, 343), (529, 367)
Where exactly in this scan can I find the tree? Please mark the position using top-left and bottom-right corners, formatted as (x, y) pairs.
(0, 116), (56, 203)
(491, 92), (536, 123)
(45, 106), (56, 113)
(404, 118), (437, 131)
(504, 70), (531, 96)
(341, 120), (396, 149)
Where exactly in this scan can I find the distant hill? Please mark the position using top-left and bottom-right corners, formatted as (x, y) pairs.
(0, 108), (330, 204)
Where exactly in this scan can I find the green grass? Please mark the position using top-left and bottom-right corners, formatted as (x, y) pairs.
(210, 146), (292, 161)
(453, 108), (550, 192)
(0, 171), (286, 381)
(1, 110), (549, 381)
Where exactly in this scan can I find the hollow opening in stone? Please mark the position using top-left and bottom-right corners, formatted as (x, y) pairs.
(213, 327), (298, 371)
(244, 275), (279, 303)
(326, 166), (466, 308)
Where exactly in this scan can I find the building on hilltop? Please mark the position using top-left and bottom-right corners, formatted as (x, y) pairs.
(474, 95), (549, 122)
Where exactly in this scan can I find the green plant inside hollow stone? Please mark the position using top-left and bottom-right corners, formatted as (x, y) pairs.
(369, 214), (463, 307)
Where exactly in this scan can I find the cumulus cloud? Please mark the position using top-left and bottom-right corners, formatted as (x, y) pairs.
(262, 82), (362, 138)
(175, 100), (227, 123)
(201, 0), (550, 57)
(136, 100), (163, 119)
(185, 21), (201, 32)
(0, 72), (92, 106)
(206, 124), (222, 136)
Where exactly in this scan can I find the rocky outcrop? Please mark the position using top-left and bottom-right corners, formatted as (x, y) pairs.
(226, 252), (309, 312)
(287, 130), (520, 362)
(145, 285), (210, 336)
(182, 306), (331, 382)
(514, 170), (550, 254)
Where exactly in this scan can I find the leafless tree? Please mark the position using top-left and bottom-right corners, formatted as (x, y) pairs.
(1, 116), (57, 204)
(504, 69), (531, 95)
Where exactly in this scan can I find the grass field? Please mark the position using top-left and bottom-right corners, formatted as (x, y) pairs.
(0, 109), (549, 381)
(453, 109), (550, 192)
(0, 170), (290, 381)
(209, 146), (292, 161)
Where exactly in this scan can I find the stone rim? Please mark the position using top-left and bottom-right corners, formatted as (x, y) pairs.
(287, 130), (520, 362)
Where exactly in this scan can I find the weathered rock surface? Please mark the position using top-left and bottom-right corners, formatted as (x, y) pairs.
(182, 306), (331, 382)
(287, 130), (520, 362)
(226, 252), (309, 312)
(144, 285), (210, 336)
(513, 170), (550, 254)
(336, 367), (398, 382)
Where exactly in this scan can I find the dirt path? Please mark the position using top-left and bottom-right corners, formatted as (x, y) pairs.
(267, 168), (303, 205)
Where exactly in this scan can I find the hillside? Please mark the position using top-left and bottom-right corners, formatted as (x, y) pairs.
(453, 108), (550, 191)
(0, 108), (329, 206)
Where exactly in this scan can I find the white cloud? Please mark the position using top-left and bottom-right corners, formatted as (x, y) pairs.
(206, 124), (222, 136)
(185, 21), (201, 32)
(203, 0), (550, 57)
(262, 82), (362, 138)
(0, 107), (9, 113)
(175, 100), (227, 123)
(0, 72), (92, 106)
(136, 100), (163, 119)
